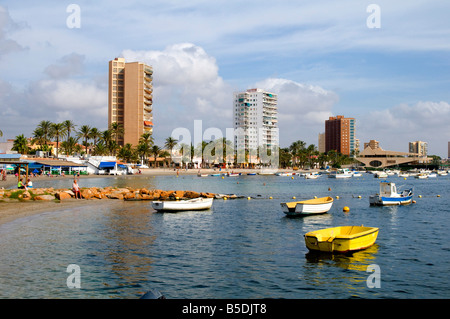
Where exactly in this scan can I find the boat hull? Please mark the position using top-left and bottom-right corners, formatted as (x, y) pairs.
(281, 197), (333, 216)
(369, 195), (413, 206)
(304, 226), (379, 253)
(152, 198), (213, 212)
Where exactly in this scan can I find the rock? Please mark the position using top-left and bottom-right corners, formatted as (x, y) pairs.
(34, 195), (55, 201)
(174, 190), (185, 198)
(159, 190), (172, 199)
(56, 192), (72, 200)
(80, 189), (93, 199)
(139, 188), (150, 195)
(124, 192), (136, 200)
(184, 191), (200, 199)
(22, 191), (31, 199)
(109, 191), (124, 200)
(150, 190), (161, 199)
(200, 192), (215, 198)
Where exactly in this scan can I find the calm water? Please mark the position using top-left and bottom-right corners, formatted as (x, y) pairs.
(0, 173), (449, 299)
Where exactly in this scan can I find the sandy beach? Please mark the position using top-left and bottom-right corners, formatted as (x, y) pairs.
(0, 167), (300, 226)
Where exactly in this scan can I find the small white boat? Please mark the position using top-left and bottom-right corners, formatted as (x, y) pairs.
(415, 173), (428, 179)
(438, 171), (447, 176)
(428, 173), (437, 178)
(227, 173), (240, 177)
(276, 172), (293, 176)
(328, 168), (352, 179)
(197, 173), (208, 177)
(305, 173), (319, 179)
(352, 172), (362, 177)
(152, 198), (214, 212)
(369, 181), (413, 206)
(281, 196), (334, 216)
(398, 172), (409, 178)
(374, 171), (388, 178)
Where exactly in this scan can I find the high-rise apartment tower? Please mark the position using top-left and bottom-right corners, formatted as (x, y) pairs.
(108, 57), (153, 146)
(325, 115), (356, 157)
(233, 88), (278, 160)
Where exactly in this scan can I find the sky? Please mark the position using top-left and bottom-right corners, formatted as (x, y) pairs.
(0, 0), (450, 157)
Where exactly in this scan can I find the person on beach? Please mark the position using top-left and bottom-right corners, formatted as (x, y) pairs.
(17, 179), (25, 189)
(27, 179), (33, 188)
(72, 180), (81, 199)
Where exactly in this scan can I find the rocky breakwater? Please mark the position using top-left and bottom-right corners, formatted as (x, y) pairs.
(0, 187), (220, 201)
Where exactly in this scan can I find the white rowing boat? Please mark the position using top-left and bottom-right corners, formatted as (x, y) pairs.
(152, 197), (214, 212)
(280, 196), (334, 216)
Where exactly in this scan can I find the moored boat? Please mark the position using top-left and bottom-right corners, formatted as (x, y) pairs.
(304, 173), (319, 179)
(374, 171), (388, 178)
(369, 181), (413, 206)
(152, 197), (213, 212)
(227, 172), (240, 177)
(304, 226), (379, 253)
(280, 196), (333, 216)
(276, 172), (293, 176)
(328, 168), (352, 179)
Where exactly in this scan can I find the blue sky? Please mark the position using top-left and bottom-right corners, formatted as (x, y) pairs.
(1, 1), (450, 157)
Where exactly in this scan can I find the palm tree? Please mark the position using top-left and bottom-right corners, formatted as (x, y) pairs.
(164, 137), (178, 167)
(289, 140), (306, 167)
(151, 145), (161, 168)
(117, 143), (135, 163)
(37, 120), (53, 146)
(12, 134), (29, 154)
(62, 120), (77, 142)
(50, 122), (66, 158)
(32, 128), (46, 149)
(77, 125), (91, 155)
(110, 122), (124, 147)
(92, 141), (107, 156)
(60, 136), (80, 156)
(136, 141), (151, 165)
(89, 127), (102, 149)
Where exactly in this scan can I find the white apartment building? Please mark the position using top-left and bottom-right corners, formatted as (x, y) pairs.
(233, 88), (278, 160)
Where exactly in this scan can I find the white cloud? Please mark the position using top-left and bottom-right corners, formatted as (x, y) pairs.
(122, 43), (233, 144)
(360, 101), (450, 156)
(254, 78), (338, 147)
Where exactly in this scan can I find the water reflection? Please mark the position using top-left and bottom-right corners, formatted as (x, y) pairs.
(301, 245), (380, 297)
(100, 202), (157, 296)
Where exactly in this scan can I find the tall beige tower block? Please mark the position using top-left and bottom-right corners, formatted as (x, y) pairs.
(108, 57), (153, 146)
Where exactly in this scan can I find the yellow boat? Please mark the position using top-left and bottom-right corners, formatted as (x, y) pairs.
(281, 196), (333, 216)
(304, 226), (379, 253)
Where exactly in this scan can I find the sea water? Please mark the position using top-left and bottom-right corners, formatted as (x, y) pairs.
(0, 173), (449, 299)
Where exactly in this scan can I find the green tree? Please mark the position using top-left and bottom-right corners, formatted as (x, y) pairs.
(151, 145), (162, 167)
(37, 120), (53, 147)
(77, 125), (91, 155)
(12, 134), (29, 154)
(117, 143), (136, 163)
(164, 136), (178, 167)
(89, 127), (102, 150)
(110, 122), (124, 148)
(62, 120), (77, 142)
(50, 122), (66, 158)
(60, 136), (80, 156)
